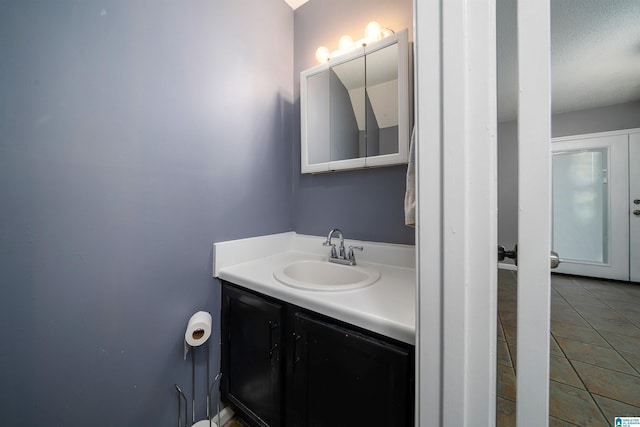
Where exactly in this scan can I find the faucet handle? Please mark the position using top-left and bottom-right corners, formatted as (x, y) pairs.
(328, 243), (338, 258)
(347, 246), (363, 262)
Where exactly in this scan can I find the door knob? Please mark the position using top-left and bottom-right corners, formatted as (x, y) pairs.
(634, 199), (640, 205)
(634, 210), (640, 216)
(550, 251), (561, 269)
(498, 245), (518, 265)
(498, 245), (561, 269)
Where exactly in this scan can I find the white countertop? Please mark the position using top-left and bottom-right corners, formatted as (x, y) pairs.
(213, 232), (416, 345)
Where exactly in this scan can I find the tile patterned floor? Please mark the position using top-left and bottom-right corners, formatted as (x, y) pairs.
(497, 270), (640, 426)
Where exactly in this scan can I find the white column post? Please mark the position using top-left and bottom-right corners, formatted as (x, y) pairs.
(516, 0), (552, 425)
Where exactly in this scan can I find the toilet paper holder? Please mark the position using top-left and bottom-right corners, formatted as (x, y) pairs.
(174, 384), (188, 427)
(175, 338), (224, 427)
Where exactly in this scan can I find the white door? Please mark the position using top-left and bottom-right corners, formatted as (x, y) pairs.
(551, 133), (630, 281)
(631, 133), (640, 282)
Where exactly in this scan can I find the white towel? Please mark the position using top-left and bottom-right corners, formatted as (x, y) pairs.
(404, 127), (416, 227)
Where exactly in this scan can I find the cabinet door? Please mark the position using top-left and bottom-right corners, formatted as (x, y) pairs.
(221, 284), (283, 427)
(291, 313), (413, 427)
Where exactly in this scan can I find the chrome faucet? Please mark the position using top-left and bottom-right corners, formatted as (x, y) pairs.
(323, 229), (363, 265)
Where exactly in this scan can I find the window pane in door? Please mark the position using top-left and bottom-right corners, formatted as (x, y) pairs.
(552, 149), (608, 264)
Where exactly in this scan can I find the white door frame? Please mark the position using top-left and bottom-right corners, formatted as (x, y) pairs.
(415, 0), (498, 425)
(631, 133), (640, 282)
(415, 0), (551, 425)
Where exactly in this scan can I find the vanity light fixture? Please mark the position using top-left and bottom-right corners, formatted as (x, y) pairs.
(315, 21), (394, 64)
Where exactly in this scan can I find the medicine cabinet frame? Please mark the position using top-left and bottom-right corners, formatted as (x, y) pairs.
(300, 29), (411, 174)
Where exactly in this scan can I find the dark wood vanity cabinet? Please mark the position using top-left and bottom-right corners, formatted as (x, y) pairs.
(221, 283), (284, 427)
(221, 281), (414, 427)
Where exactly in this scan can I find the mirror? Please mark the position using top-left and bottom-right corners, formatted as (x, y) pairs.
(330, 56), (366, 161)
(301, 29), (410, 173)
(366, 43), (399, 157)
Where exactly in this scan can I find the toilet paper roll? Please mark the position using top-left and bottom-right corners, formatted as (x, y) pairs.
(183, 311), (212, 359)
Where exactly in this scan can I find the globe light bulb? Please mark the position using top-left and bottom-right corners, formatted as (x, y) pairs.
(338, 35), (354, 52)
(382, 28), (394, 38)
(365, 21), (382, 42)
(315, 46), (331, 63)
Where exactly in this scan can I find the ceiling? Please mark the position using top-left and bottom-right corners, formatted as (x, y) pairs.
(498, 0), (640, 121)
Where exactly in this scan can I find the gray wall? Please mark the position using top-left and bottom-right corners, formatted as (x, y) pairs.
(0, 1), (293, 425)
(497, 101), (640, 249)
(497, 120), (519, 250)
(293, 0), (415, 244)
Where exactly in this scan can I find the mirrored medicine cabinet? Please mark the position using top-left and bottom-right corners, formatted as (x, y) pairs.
(300, 29), (412, 174)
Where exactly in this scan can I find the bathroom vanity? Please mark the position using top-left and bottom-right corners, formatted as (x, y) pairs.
(221, 282), (413, 427)
(213, 232), (416, 427)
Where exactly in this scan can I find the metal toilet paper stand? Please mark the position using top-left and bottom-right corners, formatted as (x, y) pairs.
(175, 340), (224, 427)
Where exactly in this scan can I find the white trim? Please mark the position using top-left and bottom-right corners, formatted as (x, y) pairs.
(416, 0), (497, 425)
(415, 0), (442, 425)
(498, 262), (518, 271)
(516, 1), (552, 425)
(630, 134), (640, 282)
(552, 127), (640, 143)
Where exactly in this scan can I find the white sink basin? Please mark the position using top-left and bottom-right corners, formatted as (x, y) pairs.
(273, 260), (381, 291)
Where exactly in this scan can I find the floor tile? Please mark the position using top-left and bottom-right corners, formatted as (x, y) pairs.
(550, 355), (585, 389)
(551, 275), (580, 287)
(559, 290), (600, 302)
(579, 280), (626, 291)
(497, 396), (516, 427)
(552, 285), (584, 295)
(549, 417), (579, 426)
(507, 342), (517, 369)
(497, 338), (513, 367)
(548, 381), (609, 426)
(610, 301), (640, 314)
(571, 276), (606, 286)
(550, 321), (611, 348)
(498, 269), (517, 285)
(499, 300), (518, 313)
(599, 331), (640, 356)
(591, 394), (640, 422)
(502, 320), (517, 344)
(551, 308), (591, 328)
(497, 363), (516, 401)
(620, 351), (640, 375)
(576, 305), (632, 322)
(572, 360), (640, 407)
(617, 309), (640, 328)
(588, 316), (640, 339)
(497, 317), (506, 341)
(592, 290), (640, 306)
(620, 304), (640, 316)
(551, 300), (572, 313)
(555, 337), (636, 375)
(499, 273), (640, 425)
(569, 299), (613, 313)
(499, 309), (518, 324)
(550, 334), (565, 357)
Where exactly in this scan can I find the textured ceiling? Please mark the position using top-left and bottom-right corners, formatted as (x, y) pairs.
(498, 0), (640, 122)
